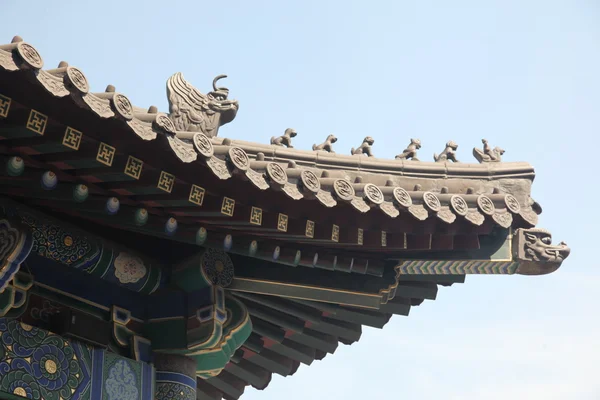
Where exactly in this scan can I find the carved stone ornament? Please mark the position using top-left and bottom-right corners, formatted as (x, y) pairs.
(473, 138), (504, 163)
(312, 134), (337, 153)
(79, 93), (114, 119)
(350, 197), (371, 213)
(154, 113), (177, 134)
(504, 194), (521, 214)
(65, 66), (89, 93)
(271, 128), (297, 148)
(433, 140), (459, 163)
(282, 183), (304, 200)
(351, 136), (375, 157)
(192, 132), (214, 158)
(36, 70), (69, 97)
(395, 138), (421, 161)
(363, 183), (384, 205)
(492, 212), (513, 228)
(465, 209), (485, 226)
(408, 205), (429, 220)
(167, 73), (239, 137)
(112, 93), (134, 120)
(167, 135), (197, 163)
(201, 248), (234, 287)
(300, 170), (321, 194)
(315, 190), (337, 208)
(227, 147), (249, 171)
(393, 187), (413, 208)
(436, 208), (457, 224)
(450, 195), (468, 216)
(477, 195), (495, 216)
(266, 162), (288, 185)
(16, 42), (43, 69)
(380, 202), (400, 218)
(513, 228), (570, 275)
(127, 119), (158, 141)
(422, 192), (441, 212)
(333, 179), (355, 201)
(245, 169), (269, 190)
(206, 157), (232, 180)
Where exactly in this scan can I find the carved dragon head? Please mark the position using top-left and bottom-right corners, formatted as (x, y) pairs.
(326, 134), (338, 143)
(514, 228), (570, 275)
(166, 73), (239, 137)
(411, 138), (422, 149)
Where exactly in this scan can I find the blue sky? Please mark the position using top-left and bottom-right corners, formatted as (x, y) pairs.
(3, 0), (599, 398)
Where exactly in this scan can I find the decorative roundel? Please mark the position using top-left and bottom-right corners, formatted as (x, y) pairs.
(134, 208), (148, 226)
(201, 248), (234, 288)
(105, 197), (120, 215)
(227, 147), (249, 171)
(363, 183), (384, 205)
(249, 241), (258, 256)
(423, 192), (441, 212)
(16, 42), (43, 69)
(450, 195), (468, 216)
(504, 194), (521, 214)
(192, 133), (214, 158)
(165, 217), (178, 235)
(72, 184), (89, 203)
(272, 246), (281, 261)
(266, 162), (288, 185)
(300, 170), (321, 194)
(477, 195), (496, 216)
(6, 156), (24, 177)
(41, 171), (57, 190)
(195, 227), (207, 245)
(112, 93), (134, 120)
(393, 187), (412, 208)
(223, 234), (233, 251)
(65, 67), (89, 93)
(333, 179), (355, 201)
(154, 114), (177, 134)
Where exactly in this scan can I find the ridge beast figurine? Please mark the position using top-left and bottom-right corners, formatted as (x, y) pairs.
(473, 138), (504, 163)
(433, 140), (459, 162)
(312, 134), (338, 153)
(351, 136), (375, 157)
(395, 138), (421, 161)
(271, 128), (297, 148)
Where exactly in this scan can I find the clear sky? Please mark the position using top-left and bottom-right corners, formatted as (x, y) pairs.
(2, 0), (599, 398)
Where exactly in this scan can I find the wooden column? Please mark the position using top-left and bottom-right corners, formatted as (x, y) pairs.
(154, 354), (197, 400)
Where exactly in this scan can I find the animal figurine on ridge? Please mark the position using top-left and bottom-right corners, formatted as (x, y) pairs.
(312, 134), (338, 153)
(473, 139), (504, 163)
(271, 128), (297, 148)
(351, 136), (375, 157)
(433, 141), (459, 163)
(395, 138), (421, 161)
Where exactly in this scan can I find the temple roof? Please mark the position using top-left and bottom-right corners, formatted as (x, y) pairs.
(0, 35), (570, 399)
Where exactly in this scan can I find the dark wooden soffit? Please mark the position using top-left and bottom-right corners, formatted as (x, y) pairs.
(0, 36), (544, 254)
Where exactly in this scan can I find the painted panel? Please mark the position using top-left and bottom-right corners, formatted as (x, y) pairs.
(0, 318), (153, 400)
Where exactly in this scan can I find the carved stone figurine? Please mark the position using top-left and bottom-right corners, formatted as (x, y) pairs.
(433, 140), (459, 162)
(473, 139), (504, 163)
(271, 128), (297, 148)
(351, 136), (375, 157)
(395, 138), (421, 161)
(166, 73), (239, 138)
(312, 134), (338, 153)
